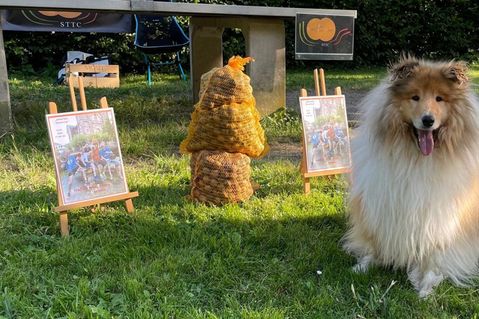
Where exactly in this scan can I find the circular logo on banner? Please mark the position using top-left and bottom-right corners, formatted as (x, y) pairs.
(306, 18), (336, 42)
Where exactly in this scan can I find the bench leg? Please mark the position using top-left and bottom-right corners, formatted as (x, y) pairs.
(242, 19), (286, 116)
(0, 26), (12, 135)
(189, 17), (224, 104)
(188, 17), (286, 116)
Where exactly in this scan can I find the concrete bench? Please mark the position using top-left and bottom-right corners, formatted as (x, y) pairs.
(133, 2), (357, 115)
(0, 0), (357, 121)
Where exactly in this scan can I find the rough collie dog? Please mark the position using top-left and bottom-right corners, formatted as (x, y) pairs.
(343, 56), (479, 297)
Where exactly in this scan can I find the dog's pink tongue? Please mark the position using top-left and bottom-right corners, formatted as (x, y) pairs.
(418, 129), (434, 156)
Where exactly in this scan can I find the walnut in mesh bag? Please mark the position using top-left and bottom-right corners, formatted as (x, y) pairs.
(190, 150), (254, 205)
(180, 56), (269, 158)
(197, 58), (254, 108)
(184, 103), (265, 156)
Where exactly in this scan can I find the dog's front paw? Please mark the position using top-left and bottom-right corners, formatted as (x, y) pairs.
(352, 255), (374, 273)
(416, 271), (444, 298)
(418, 287), (433, 298)
(352, 263), (368, 273)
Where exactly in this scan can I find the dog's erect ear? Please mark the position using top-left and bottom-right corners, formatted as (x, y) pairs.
(443, 61), (469, 86)
(388, 55), (419, 81)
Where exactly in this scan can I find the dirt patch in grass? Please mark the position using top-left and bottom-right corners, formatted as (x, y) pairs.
(262, 141), (303, 161)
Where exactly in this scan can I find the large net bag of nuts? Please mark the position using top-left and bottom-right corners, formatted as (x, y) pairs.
(190, 150), (254, 205)
(180, 56), (269, 158)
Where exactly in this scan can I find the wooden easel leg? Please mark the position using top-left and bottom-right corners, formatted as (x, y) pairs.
(124, 199), (134, 214)
(303, 177), (311, 195)
(59, 212), (69, 237)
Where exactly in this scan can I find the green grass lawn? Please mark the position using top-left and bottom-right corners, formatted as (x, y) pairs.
(1, 66), (479, 318)
(287, 67), (386, 91)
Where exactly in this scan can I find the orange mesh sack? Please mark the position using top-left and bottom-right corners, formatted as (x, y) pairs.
(190, 150), (254, 205)
(180, 56), (269, 158)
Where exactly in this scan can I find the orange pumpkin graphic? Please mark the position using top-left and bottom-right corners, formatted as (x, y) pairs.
(38, 11), (83, 19)
(306, 18), (336, 42)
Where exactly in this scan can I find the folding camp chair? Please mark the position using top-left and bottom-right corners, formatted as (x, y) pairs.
(134, 3), (189, 84)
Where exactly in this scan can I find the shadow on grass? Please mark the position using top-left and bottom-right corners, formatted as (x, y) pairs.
(0, 187), (62, 239)
(0, 185), (453, 318)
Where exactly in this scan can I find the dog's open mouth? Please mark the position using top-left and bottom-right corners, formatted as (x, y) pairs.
(413, 127), (439, 156)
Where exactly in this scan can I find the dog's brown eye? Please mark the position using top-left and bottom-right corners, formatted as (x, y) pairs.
(436, 96), (443, 102)
(412, 95), (420, 101)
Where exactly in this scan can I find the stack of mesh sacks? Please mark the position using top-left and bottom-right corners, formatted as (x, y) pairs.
(180, 56), (269, 205)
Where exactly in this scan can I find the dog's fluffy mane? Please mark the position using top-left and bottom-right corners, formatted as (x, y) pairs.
(374, 56), (477, 160)
(344, 56), (479, 294)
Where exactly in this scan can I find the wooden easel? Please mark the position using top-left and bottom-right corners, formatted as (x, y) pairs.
(49, 75), (139, 236)
(300, 68), (350, 194)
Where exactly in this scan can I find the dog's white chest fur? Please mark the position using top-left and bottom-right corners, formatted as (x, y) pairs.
(351, 139), (469, 265)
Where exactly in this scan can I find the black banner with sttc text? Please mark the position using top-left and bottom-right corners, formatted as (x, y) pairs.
(1, 10), (131, 33)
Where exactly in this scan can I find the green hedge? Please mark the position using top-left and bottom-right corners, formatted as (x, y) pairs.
(4, 0), (479, 74)
(4, 32), (144, 75)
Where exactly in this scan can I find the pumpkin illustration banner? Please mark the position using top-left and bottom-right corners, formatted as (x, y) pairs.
(295, 13), (355, 61)
(1, 10), (131, 33)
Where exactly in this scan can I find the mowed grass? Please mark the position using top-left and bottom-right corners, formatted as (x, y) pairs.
(1, 66), (479, 318)
(287, 67), (386, 92)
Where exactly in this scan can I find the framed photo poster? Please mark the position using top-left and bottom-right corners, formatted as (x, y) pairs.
(299, 95), (352, 174)
(46, 108), (129, 206)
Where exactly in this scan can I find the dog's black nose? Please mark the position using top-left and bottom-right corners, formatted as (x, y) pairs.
(422, 115), (435, 128)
